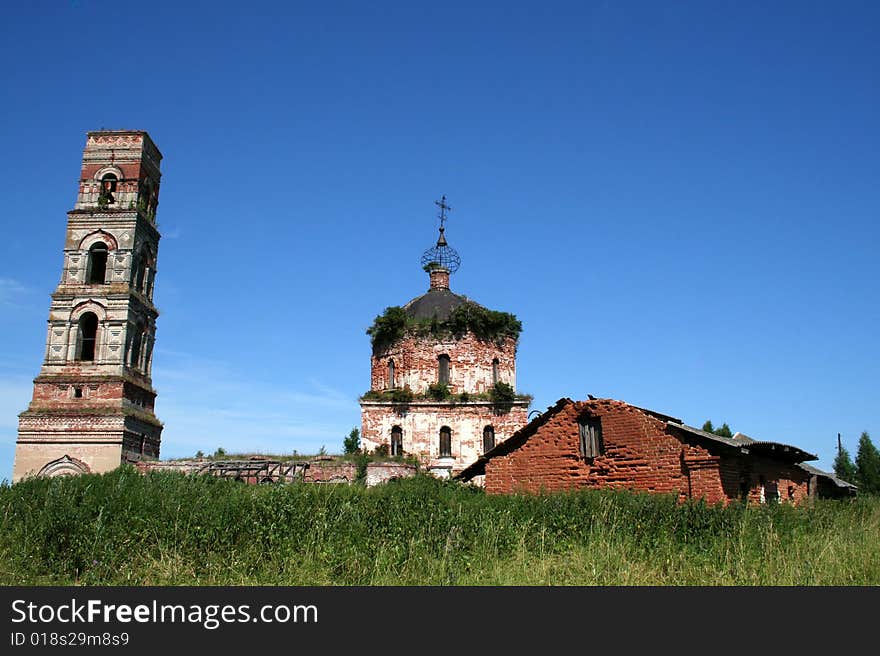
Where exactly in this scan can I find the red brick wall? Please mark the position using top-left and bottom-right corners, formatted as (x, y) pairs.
(370, 333), (517, 396)
(485, 400), (695, 498)
(483, 399), (811, 505)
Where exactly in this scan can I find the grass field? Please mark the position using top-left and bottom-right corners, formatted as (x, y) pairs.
(1, 466), (877, 585)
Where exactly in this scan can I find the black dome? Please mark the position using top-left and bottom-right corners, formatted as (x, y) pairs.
(403, 289), (477, 321)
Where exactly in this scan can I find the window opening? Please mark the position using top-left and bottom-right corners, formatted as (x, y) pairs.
(391, 426), (403, 456)
(78, 312), (98, 361)
(578, 416), (603, 460)
(87, 242), (108, 284)
(438, 354), (450, 385)
(483, 425), (495, 453)
(439, 426), (452, 457)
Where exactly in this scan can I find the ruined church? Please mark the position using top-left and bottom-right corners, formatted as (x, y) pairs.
(359, 198), (530, 477)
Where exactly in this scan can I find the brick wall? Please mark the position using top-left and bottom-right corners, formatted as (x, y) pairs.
(483, 399), (812, 505)
(371, 333), (518, 396)
(362, 401), (528, 474)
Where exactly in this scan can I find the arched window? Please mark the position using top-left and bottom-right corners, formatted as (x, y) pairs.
(492, 358), (500, 384)
(388, 359), (395, 389)
(129, 323), (144, 369)
(134, 253), (147, 293)
(439, 426), (452, 457)
(391, 426), (403, 456)
(87, 242), (108, 284)
(483, 425), (495, 453)
(438, 354), (450, 385)
(99, 173), (117, 204)
(77, 312), (98, 361)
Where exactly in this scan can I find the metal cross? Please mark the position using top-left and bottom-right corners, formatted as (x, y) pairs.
(434, 195), (452, 229)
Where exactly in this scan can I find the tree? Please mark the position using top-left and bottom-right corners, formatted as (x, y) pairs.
(343, 427), (361, 454)
(855, 431), (880, 494)
(833, 444), (857, 484)
(702, 420), (733, 438)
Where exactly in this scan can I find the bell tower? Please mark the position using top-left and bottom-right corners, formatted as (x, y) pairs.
(13, 130), (164, 482)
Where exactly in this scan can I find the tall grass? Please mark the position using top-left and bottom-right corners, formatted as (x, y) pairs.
(1, 467), (877, 585)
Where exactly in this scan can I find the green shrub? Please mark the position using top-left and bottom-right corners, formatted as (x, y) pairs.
(427, 382), (451, 401)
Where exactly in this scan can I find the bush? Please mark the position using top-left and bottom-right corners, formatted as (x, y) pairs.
(427, 382), (451, 401)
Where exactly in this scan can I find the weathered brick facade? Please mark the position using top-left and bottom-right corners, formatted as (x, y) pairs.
(459, 398), (848, 504)
(14, 131), (164, 482)
(360, 234), (530, 476)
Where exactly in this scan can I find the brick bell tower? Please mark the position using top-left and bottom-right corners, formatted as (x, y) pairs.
(13, 130), (164, 482)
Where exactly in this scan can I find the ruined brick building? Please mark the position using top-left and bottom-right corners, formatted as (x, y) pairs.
(457, 397), (856, 503)
(13, 131), (164, 482)
(360, 198), (530, 477)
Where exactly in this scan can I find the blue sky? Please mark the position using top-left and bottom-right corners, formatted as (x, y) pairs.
(1, 1), (877, 480)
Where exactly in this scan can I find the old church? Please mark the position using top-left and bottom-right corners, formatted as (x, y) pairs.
(359, 198), (531, 477)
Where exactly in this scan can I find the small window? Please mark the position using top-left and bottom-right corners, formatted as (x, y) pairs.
(77, 312), (98, 361)
(73, 386), (83, 399)
(492, 358), (500, 384)
(483, 425), (495, 453)
(578, 416), (603, 460)
(388, 359), (395, 389)
(438, 354), (450, 385)
(439, 426), (452, 457)
(87, 242), (109, 284)
(391, 426), (403, 456)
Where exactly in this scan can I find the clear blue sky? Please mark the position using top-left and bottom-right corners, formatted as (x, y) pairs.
(1, 1), (877, 481)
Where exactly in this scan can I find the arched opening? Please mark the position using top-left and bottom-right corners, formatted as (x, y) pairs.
(87, 242), (109, 284)
(391, 425), (403, 456)
(134, 251), (148, 293)
(99, 173), (117, 204)
(439, 426), (452, 457)
(37, 455), (90, 478)
(77, 312), (98, 361)
(483, 425), (495, 453)
(388, 359), (395, 389)
(438, 354), (450, 385)
(129, 323), (144, 369)
(492, 358), (500, 384)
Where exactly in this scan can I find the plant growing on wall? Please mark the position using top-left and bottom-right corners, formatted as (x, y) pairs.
(426, 382), (451, 401)
(367, 302), (522, 353)
(489, 381), (516, 414)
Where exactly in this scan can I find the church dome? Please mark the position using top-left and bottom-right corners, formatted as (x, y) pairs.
(402, 284), (478, 322)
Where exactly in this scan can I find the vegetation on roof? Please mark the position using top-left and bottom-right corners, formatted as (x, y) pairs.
(366, 302), (522, 352)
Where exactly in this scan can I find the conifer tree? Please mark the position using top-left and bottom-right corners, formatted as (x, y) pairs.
(833, 435), (857, 484)
(702, 420), (714, 433)
(715, 423), (733, 438)
(343, 427), (361, 454)
(855, 431), (880, 494)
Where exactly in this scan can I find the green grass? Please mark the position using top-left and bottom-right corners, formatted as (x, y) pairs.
(1, 467), (877, 585)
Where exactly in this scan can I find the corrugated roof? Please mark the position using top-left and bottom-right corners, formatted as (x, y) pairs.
(797, 462), (858, 490)
(669, 423), (817, 462)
